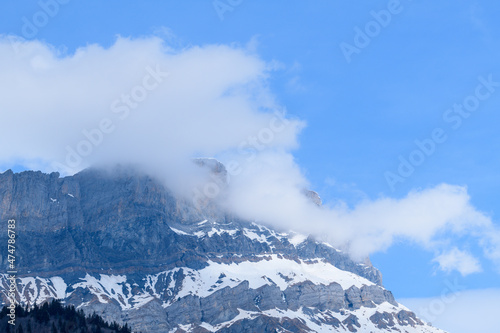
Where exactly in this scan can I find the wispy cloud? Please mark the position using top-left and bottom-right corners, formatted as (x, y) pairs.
(0, 35), (303, 191)
(433, 247), (482, 276)
(1, 35), (499, 275)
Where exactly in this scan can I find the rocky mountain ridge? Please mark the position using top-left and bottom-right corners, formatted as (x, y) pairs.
(0, 165), (446, 332)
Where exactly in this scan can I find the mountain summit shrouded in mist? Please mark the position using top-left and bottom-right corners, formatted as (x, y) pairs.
(1, 36), (498, 275)
(0, 165), (448, 332)
(2, 2), (500, 328)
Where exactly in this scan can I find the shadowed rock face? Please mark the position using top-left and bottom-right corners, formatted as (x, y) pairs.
(0, 167), (380, 282)
(0, 167), (445, 333)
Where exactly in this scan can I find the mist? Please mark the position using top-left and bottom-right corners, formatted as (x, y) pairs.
(1, 35), (499, 272)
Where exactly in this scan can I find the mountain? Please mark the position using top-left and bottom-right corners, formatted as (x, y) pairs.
(0, 163), (446, 332)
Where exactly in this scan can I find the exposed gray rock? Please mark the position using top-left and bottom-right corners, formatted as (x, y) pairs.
(360, 285), (397, 307)
(167, 294), (202, 325)
(253, 284), (287, 311)
(369, 310), (425, 330)
(0, 167), (382, 282)
(370, 311), (396, 329)
(0, 167), (447, 333)
(302, 189), (322, 206)
(200, 281), (258, 325)
(396, 310), (424, 326)
(123, 299), (171, 333)
(342, 314), (361, 332)
(217, 315), (312, 333)
(285, 281), (345, 312)
(344, 286), (362, 310)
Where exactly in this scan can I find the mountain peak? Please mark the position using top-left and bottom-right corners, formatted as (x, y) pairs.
(0, 167), (446, 332)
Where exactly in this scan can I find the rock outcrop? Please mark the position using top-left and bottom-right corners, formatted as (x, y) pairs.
(0, 167), (446, 332)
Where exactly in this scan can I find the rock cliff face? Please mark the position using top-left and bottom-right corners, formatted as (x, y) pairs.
(0, 166), (446, 332)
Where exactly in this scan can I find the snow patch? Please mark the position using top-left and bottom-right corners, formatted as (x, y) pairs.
(170, 227), (190, 235)
(172, 255), (374, 299)
(288, 233), (307, 246)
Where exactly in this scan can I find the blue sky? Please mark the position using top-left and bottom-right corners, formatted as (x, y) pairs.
(1, 1), (500, 331)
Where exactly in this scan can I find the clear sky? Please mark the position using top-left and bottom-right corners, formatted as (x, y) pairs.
(1, 1), (499, 331)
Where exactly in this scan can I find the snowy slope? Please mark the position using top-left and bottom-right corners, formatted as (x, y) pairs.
(1, 221), (447, 333)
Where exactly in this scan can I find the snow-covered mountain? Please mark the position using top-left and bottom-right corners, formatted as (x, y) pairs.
(0, 164), (447, 332)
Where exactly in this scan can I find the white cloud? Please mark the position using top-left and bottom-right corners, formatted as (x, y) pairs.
(399, 288), (500, 333)
(433, 248), (482, 276)
(1, 35), (500, 275)
(479, 227), (500, 272)
(0, 35), (304, 192)
(224, 157), (496, 263)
